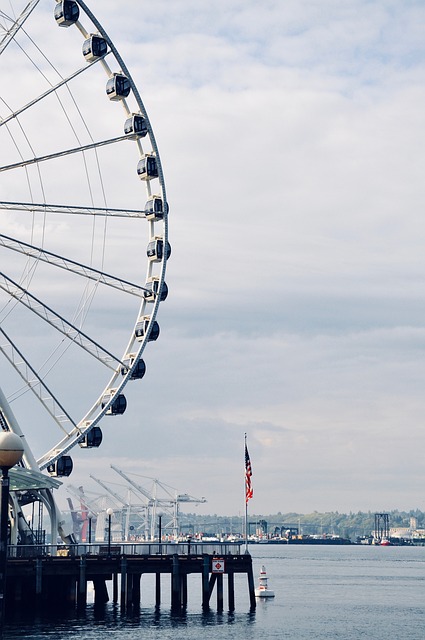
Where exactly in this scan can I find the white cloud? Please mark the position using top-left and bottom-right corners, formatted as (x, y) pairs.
(2, 0), (425, 516)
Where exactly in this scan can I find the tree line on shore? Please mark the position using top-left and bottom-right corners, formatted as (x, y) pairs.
(180, 509), (425, 540)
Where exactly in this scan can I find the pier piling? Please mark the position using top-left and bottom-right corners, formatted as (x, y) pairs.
(247, 560), (256, 609)
(155, 572), (161, 607)
(78, 557), (87, 609)
(112, 572), (118, 603)
(171, 553), (181, 609)
(216, 573), (224, 611)
(228, 571), (235, 611)
(120, 556), (127, 611)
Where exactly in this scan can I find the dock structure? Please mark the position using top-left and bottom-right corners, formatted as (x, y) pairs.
(5, 542), (256, 613)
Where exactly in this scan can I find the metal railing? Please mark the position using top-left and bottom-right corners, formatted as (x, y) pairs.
(8, 541), (243, 559)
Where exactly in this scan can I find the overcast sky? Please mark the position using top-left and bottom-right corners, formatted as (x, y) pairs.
(3, 0), (425, 518)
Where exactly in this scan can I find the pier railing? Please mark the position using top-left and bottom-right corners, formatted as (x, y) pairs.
(8, 541), (243, 559)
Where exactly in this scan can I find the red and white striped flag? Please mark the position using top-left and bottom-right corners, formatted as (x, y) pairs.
(245, 443), (253, 503)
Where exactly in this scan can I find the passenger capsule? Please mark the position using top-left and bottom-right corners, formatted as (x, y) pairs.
(137, 155), (159, 180)
(82, 35), (107, 61)
(47, 455), (73, 477)
(124, 114), (148, 139)
(121, 355), (147, 379)
(144, 277), (168, 302)
(106, 73), (131, 101)
(147, 237), (171, 262)
(145, 196), (164, 222)
(135, 317), (160, 342)
(54, 0), (79, 26)
(102, 392), (127, 415)
(79, 426), (103, 448)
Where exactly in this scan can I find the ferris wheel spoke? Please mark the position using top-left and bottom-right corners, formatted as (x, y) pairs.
(0, 327), (77, 435)
(0, 234), (149, 297)
(0, 134), (132, 172)
(0, 54), (110, 128)
(0, 200), (147, 218)
(0, 0), (40, 56)
(0, 272), (124, 369)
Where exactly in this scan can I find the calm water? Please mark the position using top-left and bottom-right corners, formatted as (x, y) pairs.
(4, 545), (424, 639)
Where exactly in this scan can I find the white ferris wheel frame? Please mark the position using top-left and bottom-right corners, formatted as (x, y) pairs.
(0, 0), (169, 474)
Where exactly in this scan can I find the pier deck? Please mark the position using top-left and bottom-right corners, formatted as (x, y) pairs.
(5, 542), (256, 613)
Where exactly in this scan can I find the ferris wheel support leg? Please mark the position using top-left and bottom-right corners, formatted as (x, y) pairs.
(8, 493), (19, 548)
(0, 386), (39, 471)
(17, 506), (36, 545)
(38, 489), (76, 551)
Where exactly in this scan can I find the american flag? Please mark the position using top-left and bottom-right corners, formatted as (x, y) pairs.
(245, 444), (253, 503)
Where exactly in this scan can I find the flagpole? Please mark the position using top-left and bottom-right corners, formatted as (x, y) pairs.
(245, 433), (248, 554)
(244, 432), (253, 554)
(245, 494), (249, 553)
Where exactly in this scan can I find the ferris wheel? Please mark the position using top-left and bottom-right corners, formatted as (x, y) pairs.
(0, 1), (169, 481)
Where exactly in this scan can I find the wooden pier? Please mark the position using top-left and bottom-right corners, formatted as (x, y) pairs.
(5, 542), (256, 613)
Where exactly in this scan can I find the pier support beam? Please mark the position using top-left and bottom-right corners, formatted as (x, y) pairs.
(35, 558), (42, 606)
(130, 573), (141, 608)
(216, 573), (223, 611)
(112, 572), (118, 603)
(202, 555), (210, 610)
(77, 557), (87, 609)
(155, 572), (161, 607)
(181, 572), (187, 609)
(246, 559), (256, 609)
(65, 576), (76, 607)
(120, 556), (127, 611)
(204, 571), (229, 611)
(93, 577), (109, 605)
(11, 577), (23, 605)
(171, 554), (181, 609)
(228, 572), (235, 611)
(125, 572), (133, 609)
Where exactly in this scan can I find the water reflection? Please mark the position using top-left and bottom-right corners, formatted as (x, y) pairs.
(6, 602), (256, 638)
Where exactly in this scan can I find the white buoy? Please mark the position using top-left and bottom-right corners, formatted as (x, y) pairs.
(254, 565), (275, 598)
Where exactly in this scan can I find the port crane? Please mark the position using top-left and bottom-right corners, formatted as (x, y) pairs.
(110, 465), (207, 539)
(66, 484), (117, 542)
(89, 474), (149, 540)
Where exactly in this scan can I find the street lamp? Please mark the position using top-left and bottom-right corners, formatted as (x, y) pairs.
(106, 508), (113, 556)
(0, 432), (24, 637)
